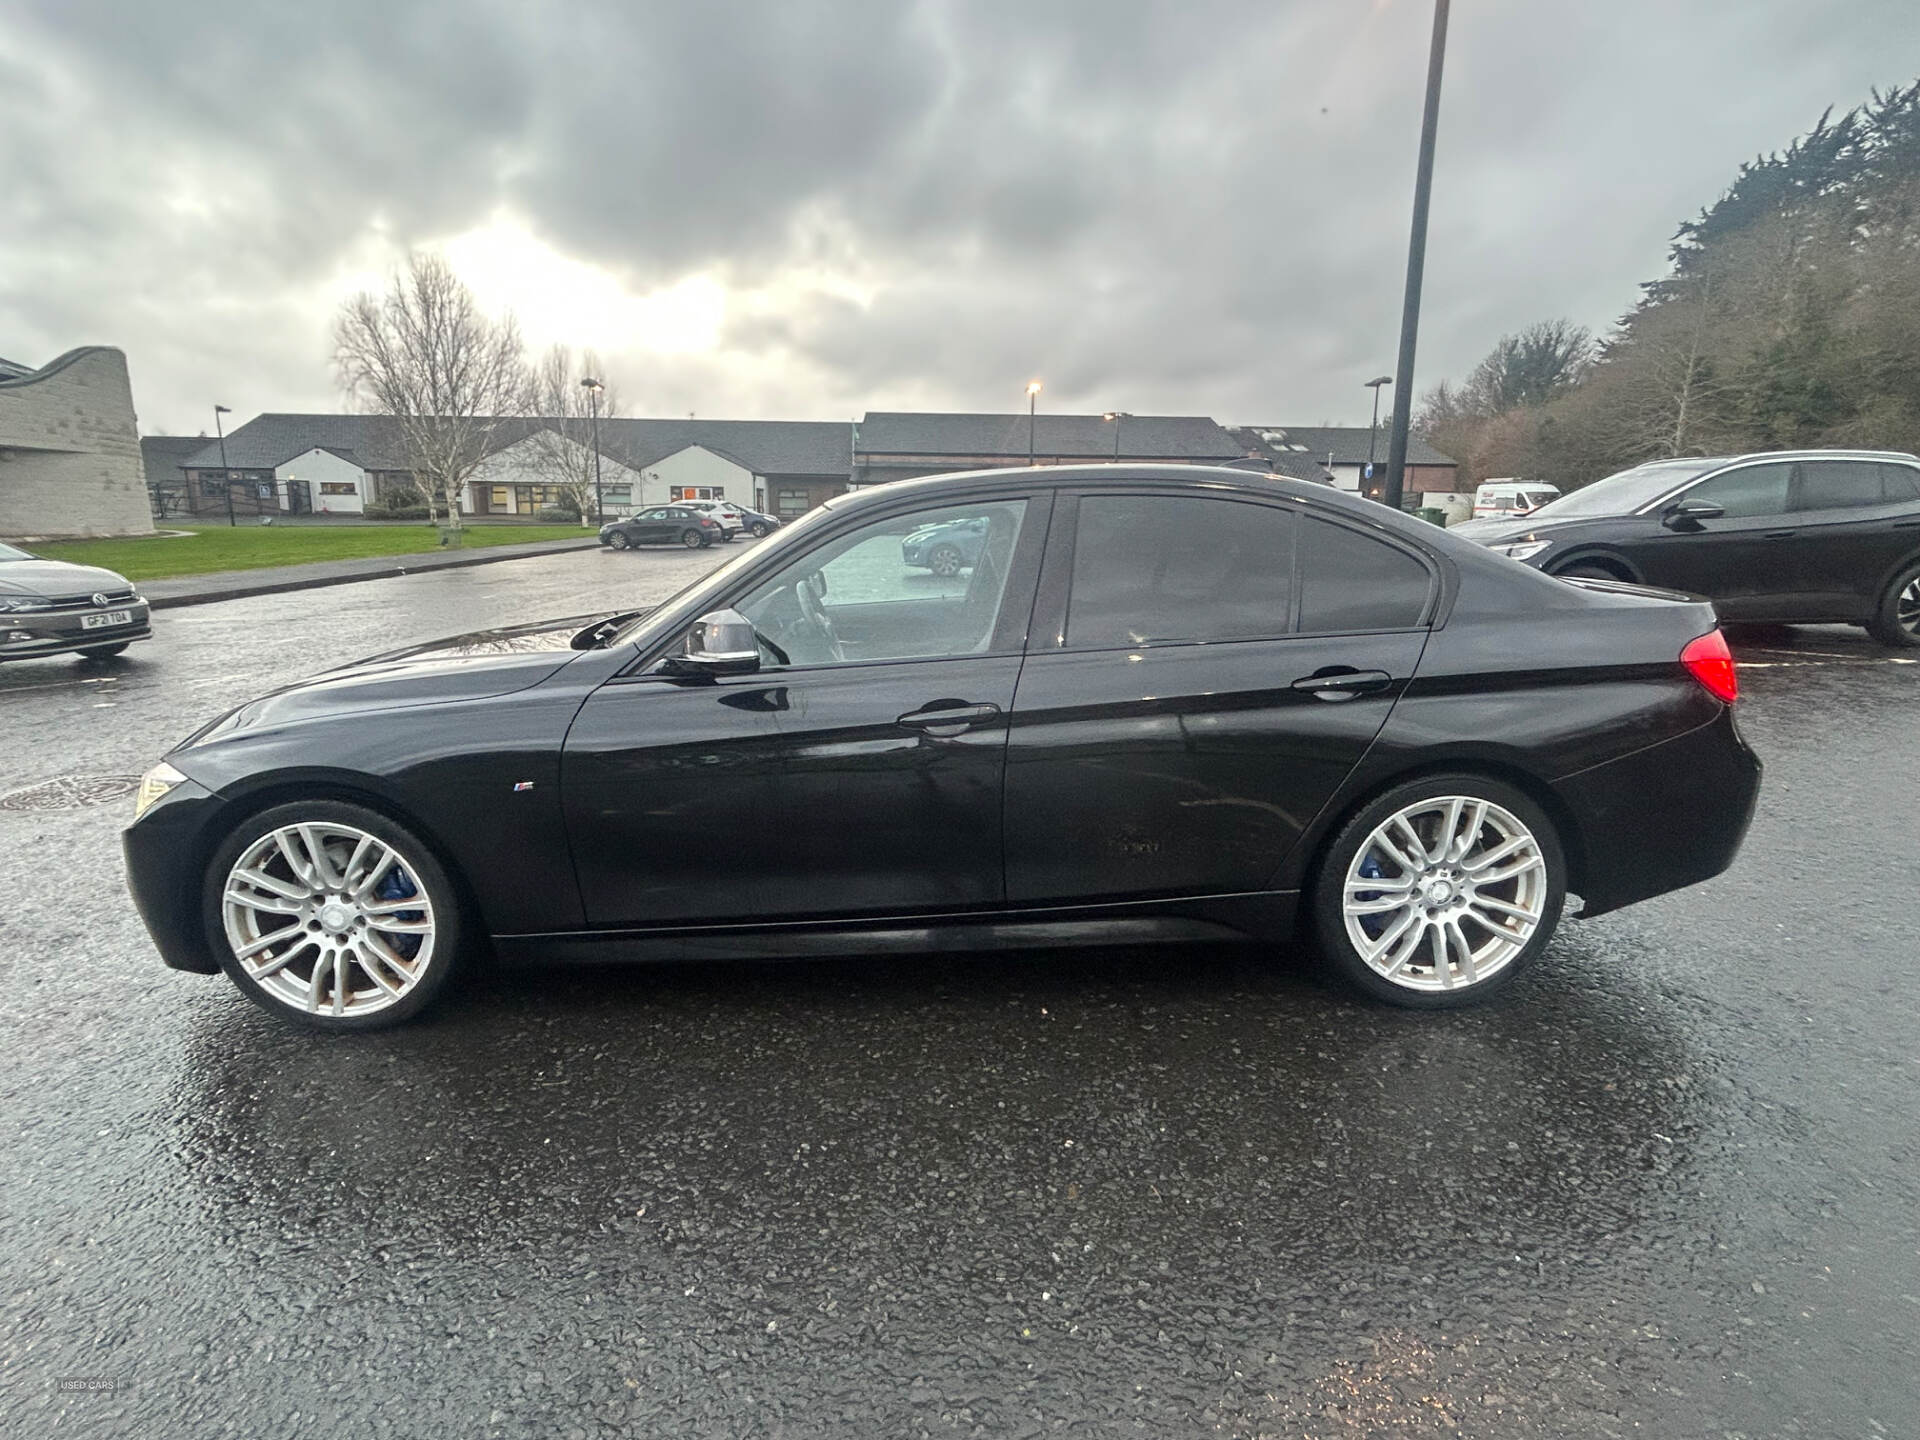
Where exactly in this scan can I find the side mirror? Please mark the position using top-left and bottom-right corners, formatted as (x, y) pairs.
(661, 608), (761, 677)
(1663, 498), (1725, 529)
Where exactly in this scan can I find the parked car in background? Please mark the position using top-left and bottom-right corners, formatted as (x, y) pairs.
(598, 506), (723, 550)
(674, 499), (747, 538)
(900, 514), (988, 575)
(1455, 449), (1920, 646)
(733, 507), (781, 539)
(0, 542), (151, 662)
(126, 464), (1760, 1029)
(1472, 479), (1561, 518)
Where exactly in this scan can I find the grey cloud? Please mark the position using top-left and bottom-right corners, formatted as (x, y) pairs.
(1, 0), (1913, 436)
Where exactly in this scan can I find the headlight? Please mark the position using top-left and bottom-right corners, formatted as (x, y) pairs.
(0, 595), (52, 613)
(133, 761), (188, 819)
(1495, 540), (1553, 562)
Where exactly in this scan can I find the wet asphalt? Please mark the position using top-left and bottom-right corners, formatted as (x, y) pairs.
(1, 546), (1916, 1438)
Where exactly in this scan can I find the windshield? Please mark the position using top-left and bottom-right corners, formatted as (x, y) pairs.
(1526, 460), (1720, 520)
(0, 542), (34, 561)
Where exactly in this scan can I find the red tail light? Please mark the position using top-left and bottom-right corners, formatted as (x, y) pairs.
(1680, 630), (1738, 704)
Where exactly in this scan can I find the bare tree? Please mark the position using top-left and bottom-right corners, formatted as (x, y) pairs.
(523, 345), (622, 521)
(333, 253), (529, 537)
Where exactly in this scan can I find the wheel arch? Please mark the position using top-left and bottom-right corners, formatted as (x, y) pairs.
(1545, 548), (1640, 583)
(1289, 754), (1593, 929)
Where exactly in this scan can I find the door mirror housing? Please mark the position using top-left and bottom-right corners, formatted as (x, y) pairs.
(1663, 498), (1725, 529)
(661, 609), (761, 677)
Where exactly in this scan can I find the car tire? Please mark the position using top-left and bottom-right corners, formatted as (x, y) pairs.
(750, 522), (772, 538)
(607, 531), (630, 550)
(928, 544), (964, 577)
(682, 529), (706, 548)
(1310, 774), (1566, 1009)
(1866, 561), (1920, 648)
(78, 643), (131, 658)
(202, 800), (465, 1031)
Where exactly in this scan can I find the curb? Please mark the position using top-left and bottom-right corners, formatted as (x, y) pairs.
(143, 537), (604, 610)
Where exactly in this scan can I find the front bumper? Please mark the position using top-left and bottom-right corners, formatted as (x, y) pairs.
(122, 774), (225, 974)
(0, 601), (152, 659)
(1558, 706), (1762, 917)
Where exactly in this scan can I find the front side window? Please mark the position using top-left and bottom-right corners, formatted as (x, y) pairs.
(1066, 495), (1293, 648)
(1683, 463), (1792, 519)
(1796, 459), (1887, 511)
(1297, 516), (1432, 632)
(734, 499), (1029, 667)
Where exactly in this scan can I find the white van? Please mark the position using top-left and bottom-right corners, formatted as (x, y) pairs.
(1472, 479), (1561, 518)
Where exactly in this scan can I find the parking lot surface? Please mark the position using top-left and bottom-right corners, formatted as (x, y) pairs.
(2, 549), (1916, 1437)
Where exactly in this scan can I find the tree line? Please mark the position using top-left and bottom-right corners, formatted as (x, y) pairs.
(1419, 81), (1920, 491)
(333, 254), (621, 531)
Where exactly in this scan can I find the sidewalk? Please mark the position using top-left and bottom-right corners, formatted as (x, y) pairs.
(141, 534), (603, 609)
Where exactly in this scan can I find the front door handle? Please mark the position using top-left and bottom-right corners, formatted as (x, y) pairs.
(1894, 518), (1920, 530)
(897, 702), (1002, 734)
(1290, 669), (1394, 701)
(1764, 529), (1798, 539)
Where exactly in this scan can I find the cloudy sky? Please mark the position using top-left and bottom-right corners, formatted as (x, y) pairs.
(2, 0), (1912, 437)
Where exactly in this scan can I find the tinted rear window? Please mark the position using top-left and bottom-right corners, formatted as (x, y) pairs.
(1067, 495), (1293, 647)
(1879, 463), (1920, 502)
(1298, 517), (1431, 632)
(1798, 459), (1887, 510)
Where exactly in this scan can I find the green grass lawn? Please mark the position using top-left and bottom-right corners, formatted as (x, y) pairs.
(30, 522), (594, 581)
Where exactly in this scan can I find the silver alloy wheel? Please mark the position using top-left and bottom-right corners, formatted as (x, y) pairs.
(1899, 576), (1920, 638)
(221, 821), (438, 1018)
(1342, 796), (1549, 992)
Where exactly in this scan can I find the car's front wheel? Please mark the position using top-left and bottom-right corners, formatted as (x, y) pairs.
(1311, 775), (1565, 1008)
(1867, 561), (1920, 648)
(749, 521), (773, 538)
(928, 544), (964, 577)
(607, 531), (630, 550)
(202, 801), (464, 1030)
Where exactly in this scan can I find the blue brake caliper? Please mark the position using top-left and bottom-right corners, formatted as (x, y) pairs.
(375, 867), (425, 960)
(1355, 851), (1387, 941)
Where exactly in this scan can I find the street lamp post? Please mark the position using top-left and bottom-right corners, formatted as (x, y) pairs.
(1363, 376), (1392, 495)
(1382, 0), (1451, 513)
(1026, 380), (1042, 466)
(580, 378), (604, 524)
(1103, 410), (1132, 460)
(213, 404), (235, 527)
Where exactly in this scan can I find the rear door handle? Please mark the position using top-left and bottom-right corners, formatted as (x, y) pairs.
(1894, 518), (1920, 530)
(1764, 529), (1798, 539)
(1290, 669), (1394, 701)
(897, 702), (1002, 733)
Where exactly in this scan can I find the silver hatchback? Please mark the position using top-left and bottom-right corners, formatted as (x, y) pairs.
(0, 542), (151, 661)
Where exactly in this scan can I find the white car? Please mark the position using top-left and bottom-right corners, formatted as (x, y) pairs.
(1472, 479), (1560, 519)
(675, 500), (746, 538)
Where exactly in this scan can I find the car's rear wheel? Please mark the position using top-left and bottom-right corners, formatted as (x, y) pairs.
(1311, 775), (1565, 1008)
(682, 528), (707, 548)
(1866, 561), (1920, 648)
(928, 544), (964, 577)
(202, 800), (463, 1030)
(607, 531), (630, 550)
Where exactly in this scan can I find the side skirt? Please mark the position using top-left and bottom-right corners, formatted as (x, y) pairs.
(492, 890), (1300, 967)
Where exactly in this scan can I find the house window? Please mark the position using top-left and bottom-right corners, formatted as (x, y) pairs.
(319, 482), (358, 496)
(674, 486), (723, 500)
(602, 484), (631, 502)
(491, 486), (511, 512)
(198, 473), (227, 497)
(775, 487), (811, 519)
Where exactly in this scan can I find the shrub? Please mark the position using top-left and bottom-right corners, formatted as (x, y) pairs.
(378, 480), (428, 509)
(534, 505), (580, 523)
(364, 504), (431, 521)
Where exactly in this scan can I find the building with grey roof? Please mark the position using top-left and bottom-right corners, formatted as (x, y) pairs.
(852, 412), (1251, 488)
(1238, 424), (1458, 497)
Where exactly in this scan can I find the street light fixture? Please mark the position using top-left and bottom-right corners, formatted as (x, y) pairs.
(580, 377), (604, 524)
(1363, 376), (1392, 495)
(1026, 380), (1042, 466)
(213, 404), (235, 527)
(1103, 410), (1132, 461)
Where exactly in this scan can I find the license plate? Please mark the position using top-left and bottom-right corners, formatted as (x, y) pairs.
(82, 610), (132, 630)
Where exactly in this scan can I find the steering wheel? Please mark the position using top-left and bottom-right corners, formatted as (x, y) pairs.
(794, 572), (846, 662)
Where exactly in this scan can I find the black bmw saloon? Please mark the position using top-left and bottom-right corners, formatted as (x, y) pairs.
(124, 465), (1762, 1029)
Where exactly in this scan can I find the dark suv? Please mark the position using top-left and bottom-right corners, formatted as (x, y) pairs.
(1454, 450), (1920, 646)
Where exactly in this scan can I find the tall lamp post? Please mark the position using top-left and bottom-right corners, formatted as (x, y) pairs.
(213, 404), (235, 527)
(580, 377), (604, 524)
(1363, 376), (1392, 495)
(1026, 380), (1043, 465)
(1382, 0), (1451, 513)
(1102, 411), (1132, 460)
